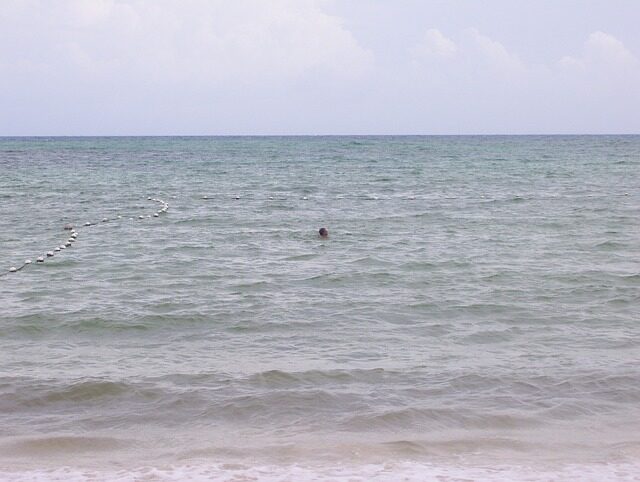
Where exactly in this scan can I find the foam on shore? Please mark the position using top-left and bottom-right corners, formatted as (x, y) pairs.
(1, 461), (639, 481)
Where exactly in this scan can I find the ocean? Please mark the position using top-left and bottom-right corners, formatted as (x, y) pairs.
(0, 136), (639, 480)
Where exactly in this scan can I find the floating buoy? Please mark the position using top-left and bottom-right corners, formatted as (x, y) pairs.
(234, 196), (240, 200)
(268, 196), (274, 200)
(203, 195), (208, 199)
(5, 194), (172, 278)
(302, 196), (308, 200)
(148, 197), (152, 200)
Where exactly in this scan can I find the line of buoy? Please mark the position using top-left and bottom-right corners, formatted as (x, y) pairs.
(149, 197), (169, 218)
(2, 196), (170, 277)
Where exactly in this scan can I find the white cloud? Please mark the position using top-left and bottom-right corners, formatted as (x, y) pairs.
(404, 28), (640, 133)
(412, 29), (457, 59)
(0, 0), (373, 85)
(463, 28), (525, 74)
(411, 28), (526, 77)
(559, 31), (638, 72)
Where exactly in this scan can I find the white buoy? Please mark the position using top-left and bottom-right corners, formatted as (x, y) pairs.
(102, 218), (108, 222)
(269, 196), (274, 200)
(303, 196), (308, 200)
(72, 233), (78, 238)
(68, 238), (74, 243)
(203, 195), (208, 199)
(46, 251), (54, 257)
(60, 245), (66, 250)
(148, 197), (152, 200)
(54, 248), (60, 252)
(9, 267), (17, 272)
(25, 259), (32, 264)
(118, 215), (122, 219)
(139, 215), (144, 219)
(84, 222), (91, 226)
(153, 213), (159, 217)
(65, 242), (71, 247)
(234, 196), (240, 200)
(37, 256), (44, 263)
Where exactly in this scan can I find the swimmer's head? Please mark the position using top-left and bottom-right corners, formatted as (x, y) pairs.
(319, 227), (329, 238)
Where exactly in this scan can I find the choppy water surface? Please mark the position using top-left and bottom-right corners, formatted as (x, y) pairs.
(0, 136), (639, 480)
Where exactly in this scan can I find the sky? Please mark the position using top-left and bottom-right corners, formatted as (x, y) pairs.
(1, 0), (639, 135)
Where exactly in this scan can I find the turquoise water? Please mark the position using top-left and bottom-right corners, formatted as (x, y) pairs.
(0, 136), (639, 480)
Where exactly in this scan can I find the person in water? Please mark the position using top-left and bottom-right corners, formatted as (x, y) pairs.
(319, 227), (329, 238)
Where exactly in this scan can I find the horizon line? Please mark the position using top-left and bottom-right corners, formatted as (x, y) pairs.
(1, 133), (639, 138)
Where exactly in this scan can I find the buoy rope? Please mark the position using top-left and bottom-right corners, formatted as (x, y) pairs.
(1, 197), (169, 277)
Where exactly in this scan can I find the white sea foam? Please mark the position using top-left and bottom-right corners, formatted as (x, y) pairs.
(1, 462), (639, 481)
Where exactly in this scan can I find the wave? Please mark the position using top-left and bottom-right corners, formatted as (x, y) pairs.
(1, 380), (160, 410)
(3, 369), (640, 415)
(1, 436), (129, 456)
(345, 407), (539, 431)
(594, 240), (627, 250)
(245, 368), (390, 387)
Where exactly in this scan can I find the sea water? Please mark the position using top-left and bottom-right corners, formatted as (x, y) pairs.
(0, 136), (639, 480)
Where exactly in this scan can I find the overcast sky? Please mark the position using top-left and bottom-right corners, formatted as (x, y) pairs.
(1, 0), (639, 135)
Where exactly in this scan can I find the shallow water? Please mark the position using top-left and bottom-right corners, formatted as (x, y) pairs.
(0, 136), (639, 479)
